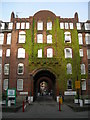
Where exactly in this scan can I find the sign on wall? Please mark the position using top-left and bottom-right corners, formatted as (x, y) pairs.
(75, 81), (80, 89)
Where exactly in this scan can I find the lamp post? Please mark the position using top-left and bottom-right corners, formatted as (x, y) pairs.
(77, 75), (80, 105)
(30, 73), (33, 101)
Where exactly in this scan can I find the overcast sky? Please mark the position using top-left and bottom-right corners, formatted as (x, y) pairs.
(0, 1), (89, 22)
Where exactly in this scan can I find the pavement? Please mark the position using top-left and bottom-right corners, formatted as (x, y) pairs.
(1, 95), (89, 118)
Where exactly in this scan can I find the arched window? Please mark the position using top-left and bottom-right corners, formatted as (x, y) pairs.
(81, 64), (85, 74)
(47, 22), (52, 30)
(85, 33), (90, 44)
(7, 33), (11, 44)
(0, 33), (4, 44)
(64, 31), (71, 43)
(37, 21), (43, 30)
(64, 48), (72, 58)
(78, 33), (83, 45)
(19, 31), (26, 43)
(47, 48), (53, 58)
(67, 63), (72, 74)
(67, 80), (72, 90)
(47, 35), (52, 43)
(18, 48), (25, 58)
(37, 34), (43, 43)
(17, 63), (24, 74)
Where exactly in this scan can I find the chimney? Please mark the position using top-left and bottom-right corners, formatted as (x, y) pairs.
(10, 12), (15, 22)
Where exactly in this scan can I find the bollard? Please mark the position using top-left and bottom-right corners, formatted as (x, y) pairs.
(23, 101), (24, 112)
(59, 98), (61, 111)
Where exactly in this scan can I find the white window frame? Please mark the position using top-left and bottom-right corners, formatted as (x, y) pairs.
(6, 49), (10, 57)
(85, 23), (90, 30)
(65, 23), (69, 29)
(0, 49), (2, 57)
(76, 23), (81, 30)
(0, 64), (2, 74)
(81, 64), (86, 75)
(47, 48), (53, 58)
(87, 49), (90, 59)
(18, 48), (25, 58)
(3, 79), (8, 90)
(16, 23), (20, 29)
(47, 22), (52, 30)
(37, 34), (43, 43)
(7, 33), (11, 44)
(60, 22), (64, 29)
(85, 33), (90, 44)
(81, 79), (86, 90)
(1, 23), (5, 29)
(17, 79), (23, 91)
(64, 48), (72, 58)
(21, 23), (25, 29)
(37, 22), (43, 30)
(67, 63), (72, 74)
(8, 23), (13, 29)
(38, 49), (42, 58)
(26, 22), (29, 29)
(64, 32), (71, 43)
(4, 64), (9, 75)
(19, 31), (26, 43)
(0, 33), (4, 45)
(17, 63), (24, 75)
(47, 35), (52, 43)
(69, 23), (73, 29)
(79, 49), (83, 57)
(78, 33), (83, 45)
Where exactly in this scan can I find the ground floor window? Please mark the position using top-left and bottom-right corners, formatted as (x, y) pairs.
(17, 79), (23, 91)
(67, 80), (72, 90)
(3, 79), (8, 90)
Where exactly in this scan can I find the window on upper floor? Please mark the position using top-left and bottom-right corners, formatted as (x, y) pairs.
(17, 79), (23, 91)
(3, 79), (8, 90)
(79, 49), (83, 57)
(8, 23), (13, 29)
(38, 49), (42, 58)
(37, 34), (43, 43)
(60, 22), (64, 29)
(64, 31), (71, 43)
(47, 35), (52, 43)
(47, 48), (53, 58)
(67, 80), (72, 90)
(7, 33), (11, 44)
(78, 33), (83, 45)
(0, 49), (2, 57)
(18, 48), (25, 58)
(47, 22), (52, 30)
(85, 23), (90, 30)
(64, 48), (72, 58)
(67, 63), (72, 74)
(82, 79), (86, 90)
(6, 49), (10, 57)
(1, 23), (5, 29)
(4, 64), (9, 75)
(21, 23), (25, 29)
(88, 64), (90, 74)
(17, 63), (24, 75)
(87, 49), (90, 59)
(0, 64), (2, 74)
(19, 31), (26, 43)
(26, 22), (29, 29)
(0, 33), (4, 44)
(76, 23), (81, 30)
(37, 22), (43, 30)
(85, 33), (90, 44)
(65, 23), (69, 29)
(69, 23), (73, 29)
(16, 23), (20, 29)
(81, 64), (85, 75)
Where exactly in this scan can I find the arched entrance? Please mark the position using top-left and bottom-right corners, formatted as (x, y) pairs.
(33, 69), (56, 101)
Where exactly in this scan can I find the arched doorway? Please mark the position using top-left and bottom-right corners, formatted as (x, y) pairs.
(33, 69), (56, 101)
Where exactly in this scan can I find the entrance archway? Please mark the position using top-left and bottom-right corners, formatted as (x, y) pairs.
(33, 69), (56, 101)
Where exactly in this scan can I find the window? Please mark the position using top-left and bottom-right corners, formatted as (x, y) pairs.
(0, 33), (4, 44)
(78, 33), (83, 45)
(0, 49), (2, 57)
(79, 49), (83, 57)
(76, 23), (81, 30)
(87, 49), (90, 59)
(18, 63), (24, 74)
(8, 23), (13, 29)
(37, 22), (43, 30)
(88, 64), (90, 74)
(67, 63), (72, 74)
(37, 34), (43, 43)
(47, 35), (52, 43)
(47, 48), (53, 58)
(64, 48), (72, 58)
(17, 79), (23, 91)
(0, 64), (1, 74)
(47, 22), (52, 30)
(19, 31), (26, 43)
(7, 33), (11, 44)
(21, 23), (25, 29)
(65, 23), (69, 29)
(6, 49), (10, 57)
(85, 33), (90, 44)
(64, 32), (71, 43)
(81, 64), (85, 74)
(1, 23), (5, 29)
(67, 80), (72, 90)
(60, 22), (64, 29)
(82, 80), (86, 90)
(4, 64), (9, 75)
(18, 48), (25, 58)
(38, 49), (42, 58)
(26, 22), (29, 29)
(69, 23), (73, 29)
(16, 23), (20, 29)
(85, 23), (90, 30)
(3, 79), (8, 90)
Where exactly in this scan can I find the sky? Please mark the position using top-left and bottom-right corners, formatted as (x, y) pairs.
(0, 1), (90, 22)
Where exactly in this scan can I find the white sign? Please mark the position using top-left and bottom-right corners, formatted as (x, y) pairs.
(64, 91), (76, 95)
(20, 92), (28, 95)
(7, 89), (15, 97)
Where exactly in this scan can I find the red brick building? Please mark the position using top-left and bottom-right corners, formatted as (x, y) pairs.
(0, 10), (90, 101)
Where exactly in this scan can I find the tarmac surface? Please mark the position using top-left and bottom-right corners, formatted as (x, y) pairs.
(2, 95), (89, 118)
